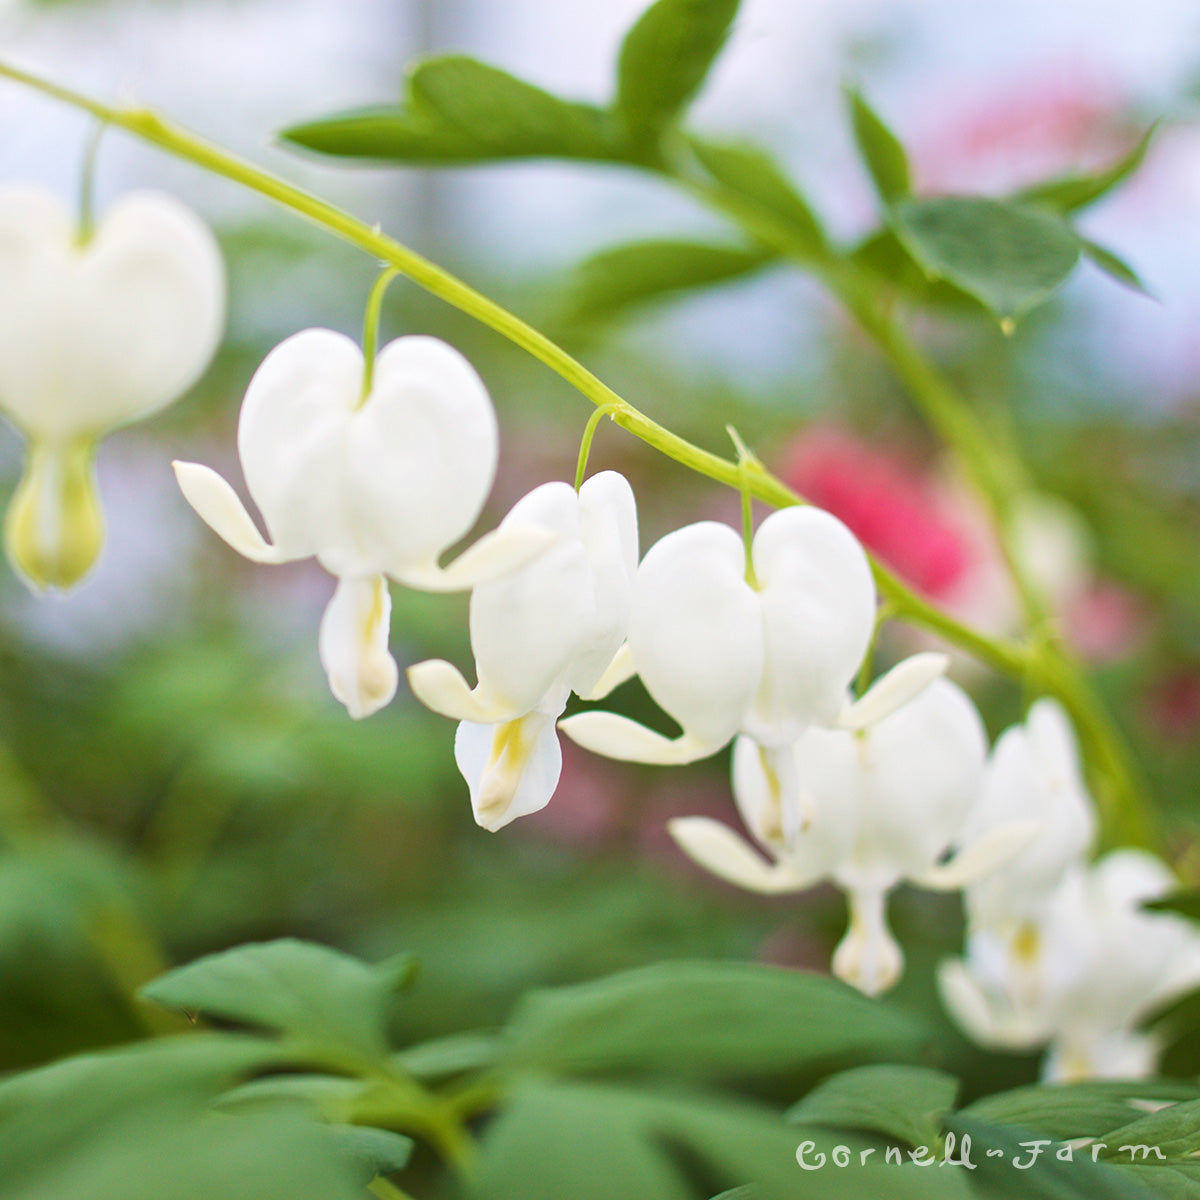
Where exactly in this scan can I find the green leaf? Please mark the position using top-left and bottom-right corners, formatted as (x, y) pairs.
(850, 227), (985, 312)
(1097, 1098), (1200, 1163)
(282, 56), (621, 164)
(847, 87), (912, 205)
(687, 136), (828, 255)
(563, 238), (774, 325)
(944, 1114), (1159, 1200)
(892, 195), (1082, 321)
(0, 1035), (368, 1200)
(1015, 125), (1158, 214)
(1081, 238), (1152, 296)
(500, 961), (929, 1079)
(141, 939), (417, 1057)
(473, 1079), (966, 1200)
(787, 1064), (959, 1150)
(392, 1032), (499, 1080)
(962, 1080), (1200, 1142)
(615, 0), (742, 145)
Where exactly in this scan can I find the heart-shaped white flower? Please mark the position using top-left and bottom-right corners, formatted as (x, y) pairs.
(671, 678), (1035, 995)
(561, 506), (887, 765)
(408, 471), (638, 829)
(175, 329), (546, 719)
(0, 185), (224, 589)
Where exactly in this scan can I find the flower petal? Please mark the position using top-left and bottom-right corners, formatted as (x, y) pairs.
(455, 712), (563, 831)
(172, 461), (288, 564)
(629, 521), (762, 749)
(406, 658), (516, 724)
(914, 821), (1042, 891)
(347, 335), (499, 578)
(317, 574), (398, 719)
(0, 187), (224, 438)
(558, 712), (714, 765)
(577, 642), (636, 702)
(837, 652), (949, 730)
(667, 817), (808, 894)
(394, 525), (555, 592)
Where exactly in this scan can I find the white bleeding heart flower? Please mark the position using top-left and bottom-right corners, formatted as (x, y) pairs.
(408, 471), (638, 831)
(175, 329), (546, 720)
(960, 698), (1097, 932)
(940, 850), (1200, 1081)
(560, 506), (898, 767)
(670, 678), (1036, 996)
(0, 185), (224, 590)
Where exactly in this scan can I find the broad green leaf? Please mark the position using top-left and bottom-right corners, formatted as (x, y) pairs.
(0, 1035), (368, 1200)
(141, 939), (418, 1057)
(944, 1114), (1159, 1200)
(563, 238), (774, 325)
(851, 226), (985, 312)
(963, 1080), (1200, 1142)
(687, 136), (828, 255)
(615, 0), (742, 145)
(282, 56), (621, 163)
(1015, 125), (1158, 214)
(892, 195), (1082, 321)
(500, 961), (929, 1079)
(472, 1079), (966, 1200)
(787, 1064), (959, 1150)
(1081, 238), (1152, 296)
(847, 87), (912, 205)
(1097, 1098), (1200, 1163)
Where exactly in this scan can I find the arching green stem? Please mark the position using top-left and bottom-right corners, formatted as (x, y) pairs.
(359, 265), (403, 402)
(574, 402), (622, 491)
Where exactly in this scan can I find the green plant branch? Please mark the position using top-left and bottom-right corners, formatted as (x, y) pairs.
(660, 153), (1153, 849)
(0, 60), (1150, 845)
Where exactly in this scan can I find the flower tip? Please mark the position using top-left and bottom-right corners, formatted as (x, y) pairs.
(4, 438), (104, 592)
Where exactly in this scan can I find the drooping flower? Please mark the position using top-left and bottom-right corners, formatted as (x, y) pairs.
(959, 697), (1096, 931)
(669, 679), (1035, 995)
(0, 185), (225, 590)
(174, 329), (545, 719)
(559, 504), (947, 826)
(407, 471), (638, 830)
(940, 850), (1200, 1080)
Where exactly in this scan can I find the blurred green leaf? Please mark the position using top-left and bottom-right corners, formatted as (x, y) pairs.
(474, 1079), (972, 1200)
(945, 1113), (1159, 1199)
(1080, 238), (1151, 296)
(0, 1035), (370, 1200)
(563, 238), (774, 325)
(615, 0), (742, 146)
(787, 1064), (959, 1149)
(1096, 1098), (1200, 1163)
(962, 1080), (1200, 1141)
(687, 136), (828, 255)
(393, 1032), (500, 1080)
(847, 87), (912, 205)
(892, 196), (1081, 322)
(500, 961), (929, 1079)
(142, 939), (418, 1057)
(1014, 125), (1158, 214)
(282, 56), (621, 163)
(1143, 890), (1200, 921)
(0, 838), (156, 1069)
(850, 227), (985, 312)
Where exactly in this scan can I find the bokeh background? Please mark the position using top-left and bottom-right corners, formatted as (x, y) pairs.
(2, 0), (1200, 1100)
